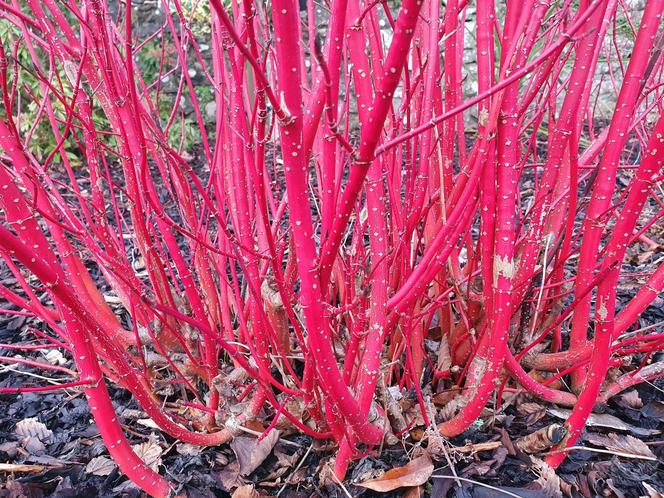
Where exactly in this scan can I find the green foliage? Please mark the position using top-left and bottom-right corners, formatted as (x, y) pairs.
(179, 0), (213, 37)
(1, 0), (216, 163)
(0, 22), (83, 164)
(614, 16), (636, 41)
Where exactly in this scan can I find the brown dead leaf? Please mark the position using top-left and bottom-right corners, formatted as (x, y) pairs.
(357, 455), (434, 492)
(432, 389), (457, 407)
(217, 459), (241, 490)
(584, 433), (657, 460)
(409, 427), (425, 441)
(460, 459), (494, 478)
(403, 403), (427, 428)
(461, 447), (508, 478)
(85, 456), (116, 476)
(258, 464), (291, 483)
(605, 478), (627, 498)
(528, 370), (563, 390)
(531, 461), (563, 498)
(499, 428), (518, 456)
(517, 401), (546, 415)
(316, 457), (337, 487)
(2, 478), (28, 498)
(403, 485), (425, 498)
(517, 402), (547, 425)
(232, 485), (260, 498)
(576, 471), (593, 498)
(286, 466), (308, 485)
(350, 456), (385, 483)
(44, 350), (67, 366)
(515, 424), (566, 454)
(436, 335), (452, 372)
(586, 460), (613, 495)
(231, 430), (280, 476)
(378, 377), (407, 434)
(244, 420), (266, 433)
(274, 448), (300, 468)
(131, 438), (162, 472)
(635, 248), (659, 265)
(616, 390), (643, 410)
(275, 400), (310, 433)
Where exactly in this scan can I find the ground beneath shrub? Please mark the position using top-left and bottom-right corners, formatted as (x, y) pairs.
(1, 249), (662, 498)
(1, 146), (663, 497)
(0, 370), (663, 498)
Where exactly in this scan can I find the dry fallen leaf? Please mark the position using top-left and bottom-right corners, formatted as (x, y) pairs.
(515, 424), (566, 454)
(548, 408), (660, 436)
(517, 402), (548, 424)
(636, 249), (658, 265)
(231, 430), (280, 476)
(131, 438), (162, 472)
(616, 390), (643, 410)
(403, 485), (425, 498)
(274, 447), (300, 468)
(175, 442), (199, 456)
(231, 484), (261, 498)
(44, 350), (67, 366)
(85, 456), (116, 476)
(217, 459), (241, 490)
(357, 455), (434, 492)
(15, 418), (53, 444)
(137, 418), (160, 430)
(462, 447), (508, 478)
(244, 420), (266, 433)
(531, 461), (563, 498)
(378, 378), (407, 434)
(605, 478), (627, 498)
(584, 433), (657, 460)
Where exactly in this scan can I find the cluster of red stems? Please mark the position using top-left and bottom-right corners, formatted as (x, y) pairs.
(0, 0), (663, 494)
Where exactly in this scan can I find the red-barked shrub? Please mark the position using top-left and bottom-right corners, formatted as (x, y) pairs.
(0, 0), (663, 495)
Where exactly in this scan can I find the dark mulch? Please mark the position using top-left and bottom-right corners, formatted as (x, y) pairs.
(0, 373), (663, 497)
